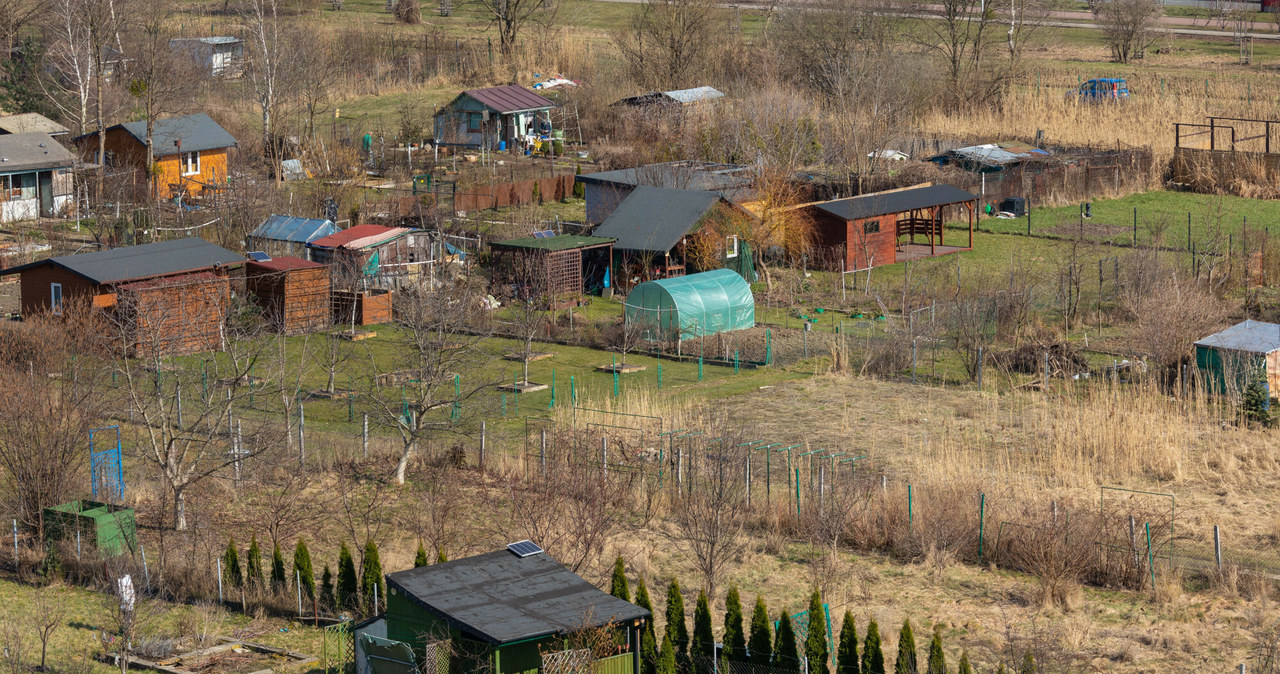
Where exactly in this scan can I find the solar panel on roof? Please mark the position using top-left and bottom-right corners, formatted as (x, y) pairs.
(531, 230), (555, 239)
(246, 251), (272, 262)
(506, 540), (543, 558)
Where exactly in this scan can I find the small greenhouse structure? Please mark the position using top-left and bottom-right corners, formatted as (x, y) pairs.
(624, 268), (754, 341)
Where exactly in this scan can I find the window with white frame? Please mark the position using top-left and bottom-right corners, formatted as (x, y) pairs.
(181, 151), (200, 176)
(50, 283), (63, 315)
(725, 234), (739, 259)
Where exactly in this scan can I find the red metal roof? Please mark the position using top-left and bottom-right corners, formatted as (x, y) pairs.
(464, 85), (555, 114)
(309, 224), (407, 249)
(246, 256), (325, 272)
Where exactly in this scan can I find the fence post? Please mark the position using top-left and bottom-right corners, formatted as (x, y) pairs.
(217, 558), (224, 604)
(734, 350), (740, 374)
(541, 429), (547, 478)
(141, 544), (150, 590)
(977, 347), (983, 389)
(11, 519), (17, 564)
(1214, 525), (1222, 572)
(978, 493), (986, 562)
(1043, 351), (1050, 390)
(362, 413), (369, 458)
(911, 339), (918, 384)
(908, 484), (914, 529)
(298, 402), (306, 468)
(602, 435), (608, 476)
(76, 529), (81, 560)
(795, 468), (800, 517)
(480, 421), (486, 473)
(1133, 207), (1137, 246)
(1146, 522), (1156, 594)
(745, 456), (752, 508)
(296, 570), (302, 617)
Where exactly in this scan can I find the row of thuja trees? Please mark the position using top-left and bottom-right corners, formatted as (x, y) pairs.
(609, 558), (1036, 674)
(219, 536), (446, 616)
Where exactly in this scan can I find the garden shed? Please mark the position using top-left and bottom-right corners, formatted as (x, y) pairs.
(1195, 319), (1280, 395)
(43, 499), (137, 556)
(245, 256), (331, 335)
(384, 543), (648, 674)
(624, 268), (754, 341)
(488, 234), (614, 305)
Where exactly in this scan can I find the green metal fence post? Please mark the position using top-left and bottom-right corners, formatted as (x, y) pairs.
(765, 329), (772, 365)
(613, 356), (619, 397)
(794, 468), (800, 517)
(348, 391), (354, 422)
(698, 356), (703, 381)
(734, 350), (740, 374)
(908, 484), (914, 529)
(657, 363), (663, 389)
(1146, 522), (1156, 593)
(570, 375), (577, 405)
(501, 393), (507, 418)
(549, 370), (556, 408)
(978, 493), (986, 562)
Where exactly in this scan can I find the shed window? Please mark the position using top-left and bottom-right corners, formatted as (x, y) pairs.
(2, 174), (35, 200)
(467, 112), (485, 133)
(725, 235), (738, 259)
(181, 151), (200, 176)
(50, 283), (63, 315)
(863, 220), (880, 234)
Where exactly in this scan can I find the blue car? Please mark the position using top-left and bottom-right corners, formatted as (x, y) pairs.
(1070, 78), (1130, 102)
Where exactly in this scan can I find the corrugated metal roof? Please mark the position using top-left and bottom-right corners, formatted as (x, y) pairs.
(249, 214), (339, 244)
(0, 132), (76, 174)
(490, 234), (615, 252)
(170, 36), (241, 45)
(309, 224), (410, 250)
(815, 184), (977, 222)
(929, 141), (1050, 170)
(75, 113), (236, 155)
(386, 549), (649, 645)
(592, 186), (726, 254)
(462, 85), (555, 114)
(1, 237), (244, 285)
(246, 256), (324, 272)
(663, 86), (724, 104)
(0, 113), (69, 136)
(1195, 320), (1280, 354)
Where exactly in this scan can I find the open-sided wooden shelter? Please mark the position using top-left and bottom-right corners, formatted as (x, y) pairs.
(807, 184), (978, 270)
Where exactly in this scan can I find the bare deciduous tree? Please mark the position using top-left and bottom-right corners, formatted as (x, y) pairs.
(0, 0), (39, 58)
(126, 0), (196, 202)
(615, 0), (719, 91)
(1090, 0), (1163, 63)
(473, 0), (557, 58)
(909, 0), (1008, 107)
(665, 428), (749, 596)
(364, 274), (496, 484)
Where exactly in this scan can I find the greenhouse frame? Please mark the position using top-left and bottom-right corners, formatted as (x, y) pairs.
(624, 268), (754, 341)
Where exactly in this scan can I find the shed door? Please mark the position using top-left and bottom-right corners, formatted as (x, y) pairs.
(38, 170), (53, 216)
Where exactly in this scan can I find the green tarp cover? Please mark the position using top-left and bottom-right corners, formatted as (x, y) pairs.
(360, 634), (416, 674)
(624, 268), (754, 341)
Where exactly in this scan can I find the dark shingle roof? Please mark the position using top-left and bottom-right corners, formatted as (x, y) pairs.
(0, 237), (244, 284)
(463, 85), (556, 114)
(75, 113), (236, 155)
(386, 549), (649, 645)
(578, 161), (753, 195)
(0, 132), (76, 173)
(1195, 320), (1280, 354)
(489, 234), (615, 252)
(0, 114), (70, 136)
(591, 186), (726, 254)
(814, 184), (977, 222)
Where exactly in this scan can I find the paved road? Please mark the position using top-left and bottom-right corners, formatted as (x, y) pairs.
(588, 0), (1280, 39)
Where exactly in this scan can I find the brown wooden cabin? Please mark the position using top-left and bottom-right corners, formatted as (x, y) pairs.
(806, 184), (978, 270)
(488, 234), (615, 307)
(0, 237), (244, 356)
(245, 256), (331, 335)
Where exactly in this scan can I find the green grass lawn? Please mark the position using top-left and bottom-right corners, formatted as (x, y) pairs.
(0, 579), (326, 674)
(974, 189), (1280, 247)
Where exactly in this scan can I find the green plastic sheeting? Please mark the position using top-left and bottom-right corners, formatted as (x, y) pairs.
(624, 268), (754, 341)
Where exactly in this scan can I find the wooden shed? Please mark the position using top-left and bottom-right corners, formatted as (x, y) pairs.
(333, 288), (392, 327)
(116, 271), (231, 357)
(488, 234), (615, 306)
(0, 237), (244, 356)
(807, 184), (978, 270)
(245, 256), (331, 335)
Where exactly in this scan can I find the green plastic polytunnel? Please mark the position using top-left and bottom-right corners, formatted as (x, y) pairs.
(624, 268), (755, 341)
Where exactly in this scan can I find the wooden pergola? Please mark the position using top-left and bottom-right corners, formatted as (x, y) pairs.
(489, 234), (616, 305)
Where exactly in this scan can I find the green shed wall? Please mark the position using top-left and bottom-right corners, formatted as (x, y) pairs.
(1196, 345), (1265, 395)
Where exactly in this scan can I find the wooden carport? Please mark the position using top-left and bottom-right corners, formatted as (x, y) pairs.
(488, 234), (616, 306)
